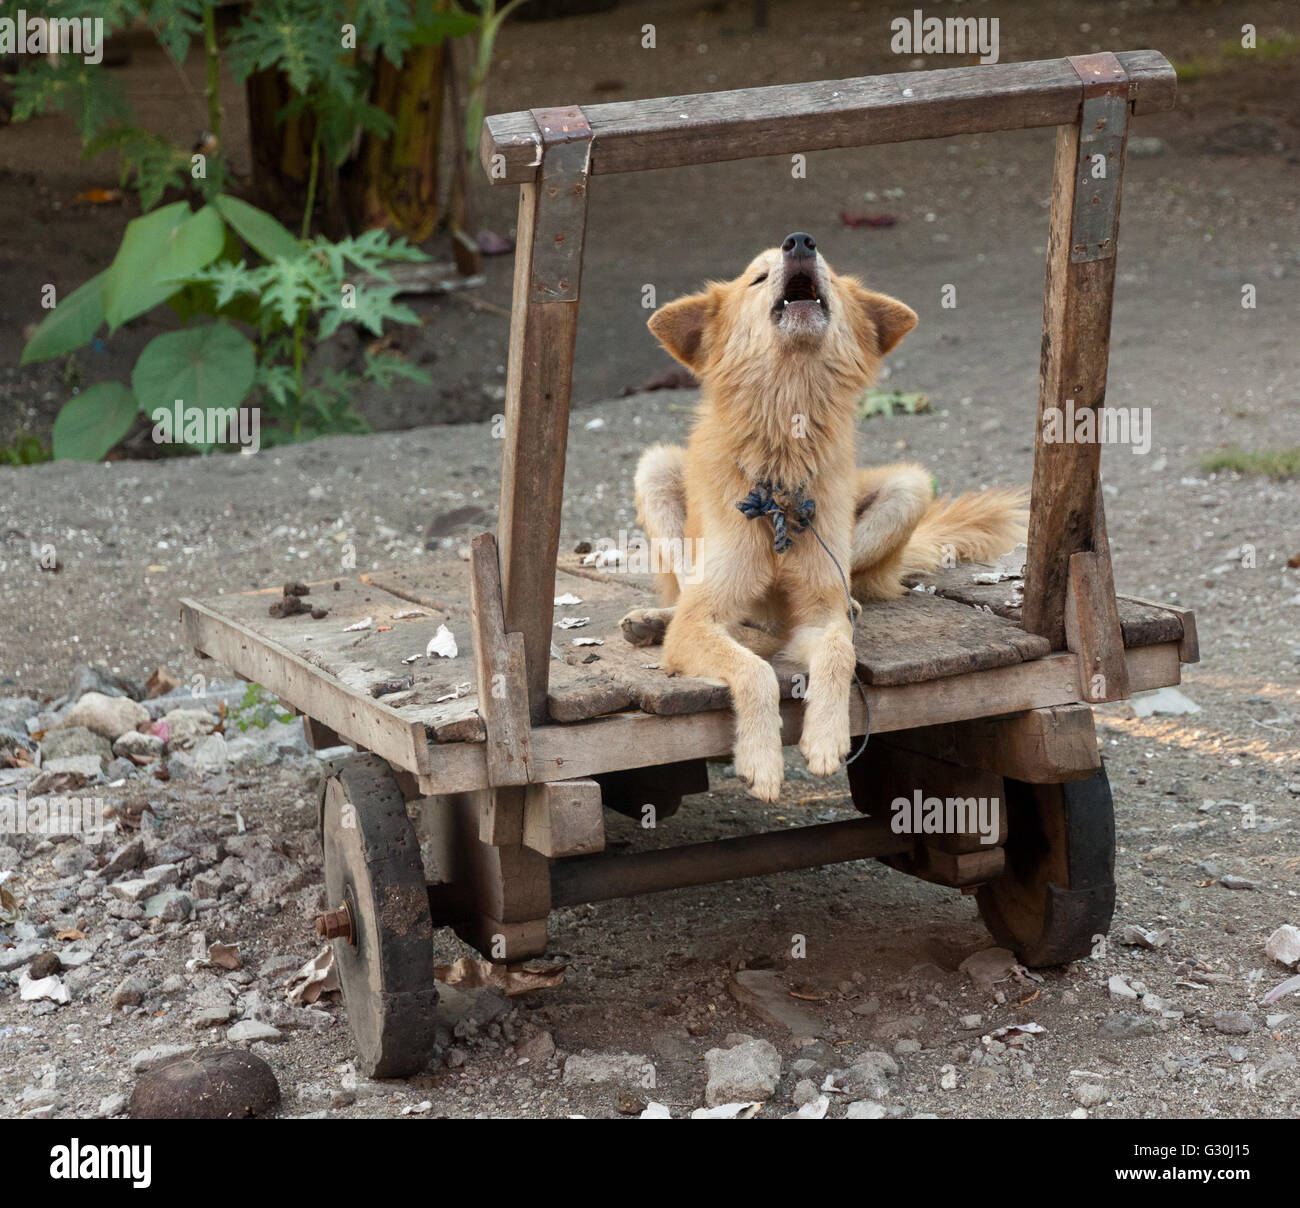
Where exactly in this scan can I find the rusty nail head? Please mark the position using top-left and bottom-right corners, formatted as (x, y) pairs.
(315, 901), (354, 945)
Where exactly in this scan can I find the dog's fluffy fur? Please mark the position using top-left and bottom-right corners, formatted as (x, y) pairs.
(626, 242), (1026, 800)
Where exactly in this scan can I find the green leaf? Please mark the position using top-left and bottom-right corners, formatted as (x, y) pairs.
(102, 203), (226, 331)
(21, 271), (108, 364)
(213, 194), (302, 263)
(131, 325), (257, 441)
(52, 381), (139, 461)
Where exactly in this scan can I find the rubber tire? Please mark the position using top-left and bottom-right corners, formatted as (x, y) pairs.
(320, 754), (438, 1078)
(975, 765), (1116, 967)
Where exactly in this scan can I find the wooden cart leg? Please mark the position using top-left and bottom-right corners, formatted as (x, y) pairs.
(421, 790), (551, 960)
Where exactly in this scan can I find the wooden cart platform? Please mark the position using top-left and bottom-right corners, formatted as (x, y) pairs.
(180, 556), (1194, 798)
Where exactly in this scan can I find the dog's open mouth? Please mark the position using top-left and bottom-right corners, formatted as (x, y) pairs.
(773, 270), (828, 320)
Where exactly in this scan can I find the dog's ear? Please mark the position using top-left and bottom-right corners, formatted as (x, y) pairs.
(852, 286), (918, 357)
(648, 291), (715, 370)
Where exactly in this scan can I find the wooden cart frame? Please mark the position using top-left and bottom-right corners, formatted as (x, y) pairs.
(183, 51), (1191, 1076)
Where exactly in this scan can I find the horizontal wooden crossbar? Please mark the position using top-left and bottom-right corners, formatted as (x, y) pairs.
(480, 50), (1175, 184)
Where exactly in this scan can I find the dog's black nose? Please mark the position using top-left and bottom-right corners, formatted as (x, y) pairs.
(782, 232), (816, 257)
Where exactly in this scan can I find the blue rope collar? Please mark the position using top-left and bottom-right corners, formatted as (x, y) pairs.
(735, 467), (815, 554)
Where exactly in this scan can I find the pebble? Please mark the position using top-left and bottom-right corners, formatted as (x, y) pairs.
(1212, 1011), (1254, 1036)
(703, 1038), (782, 1106)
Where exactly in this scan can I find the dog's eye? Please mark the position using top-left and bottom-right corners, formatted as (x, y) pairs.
(750, 273), (768, 286)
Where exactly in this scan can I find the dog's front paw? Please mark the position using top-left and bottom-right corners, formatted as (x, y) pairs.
(620, 607), (671, 647)
(800, 717), (850, 777)
(734, 740), (784, 802)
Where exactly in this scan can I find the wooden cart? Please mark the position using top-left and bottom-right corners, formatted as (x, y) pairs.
(181, 51), (1192, 1077)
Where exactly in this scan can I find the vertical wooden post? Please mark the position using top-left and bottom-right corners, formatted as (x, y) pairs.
(497, 107), (592, 723)
(1022, 54), (1131, 652)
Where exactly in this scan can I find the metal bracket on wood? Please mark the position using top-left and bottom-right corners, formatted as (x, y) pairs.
(1067, 52), (1129, 263)
(527, 106), (592, 302)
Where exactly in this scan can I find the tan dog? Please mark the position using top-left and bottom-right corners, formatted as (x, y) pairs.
(626, 233), (1026, 801)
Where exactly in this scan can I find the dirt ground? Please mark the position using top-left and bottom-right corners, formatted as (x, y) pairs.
(1, 0), (1299, 1121)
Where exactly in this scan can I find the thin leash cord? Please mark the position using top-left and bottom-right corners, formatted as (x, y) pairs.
(805, 518), (871, 765)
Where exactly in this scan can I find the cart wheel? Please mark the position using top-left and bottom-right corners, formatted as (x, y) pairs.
(319, 754), (438, 1078)
(975, 766), (1116, 967)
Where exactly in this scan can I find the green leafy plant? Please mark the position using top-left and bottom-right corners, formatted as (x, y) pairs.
(857, 388), (931, 419)
(21, 197), (430, 459)
(229, 683), (296, 731)
(0, 434), (53, 466)
(1201, 447), (1300, 480)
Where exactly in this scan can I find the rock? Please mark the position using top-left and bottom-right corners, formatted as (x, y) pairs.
(703, 1038), (782, 1106)
(1220, 875), (1258, 891)
(101, 837), (145, 878)
(0, 940), (46, 972)
(41, 755), (104, 780)
(0, 697), (41, 730)
(1076, 1083), (1107, 1108)
(160, 708), (219, 749)
(98, 1093), (128, 1118)
(103, 756), (137, 781)
(1212, 1011), (1254, 1036)
(20, 972), (70, 1004)
(1117, 924), (1171, 949)
(561, 1052), (646, 1086)
(143, 889), (193, 922)
(59, 692), (150, 742)
(792, 1077), (820, 1107)
(1130, 687), (1200, 717)
(0, 727), (38, 759)
(846, 1100), (887, 1119)
(959, 947), (1021, 987)
(1099, 1014), (1158, 1040)
(784, 1094), (830, 1119)
(40, 726), (112, 764)
(52, 845), (96, 877)
(110, 974), (151, 1007)
(109, 877), (156, 903)
(229, 1019), (283, 1044)
(1265, 925), (1300, 968)
(169, 733), (229, 778)
(516, 1029), (556, 1064)
(130, 1044), (195, 1073)
(831, 1051), (900, 1099)
(130, 1047), (280, 1119)
(1108, 975), (1139, 1001)
(28, 951), (63, 979)
(192, 1006), (237, 1029)
(728, 968), (826, 1037)
(113, 730), (164, 760)
(67, 663), (145, 703)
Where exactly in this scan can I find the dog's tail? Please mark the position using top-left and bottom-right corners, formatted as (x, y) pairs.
(898, 486), (1029, 578)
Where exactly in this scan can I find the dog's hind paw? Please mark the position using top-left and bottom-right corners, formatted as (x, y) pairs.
(620, 607), (672, 647)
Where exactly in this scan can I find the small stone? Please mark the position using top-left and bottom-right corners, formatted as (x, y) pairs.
(110, 974), (151, 1007)
(1212, 1011), (1254, 1036)
(846, 1100), (887, 1119)
(561, 1052), (646, 1086)
(97, 1093), (128, 1118)
(130, 1044), (195, 1073)
(228, 1019), (283, 1044)
(516, 1030), (556, 1064)
(1108, 975), (1139, 1001)
(703, 1038), (782, 1106)
(1076, 1083), (1107, 1107)
(1220, 875), (1259, 891)
(192, 1006), (237, 1028)
(1099, 1014), (1158, 1040)
(1226, 1046), (1247, 1063)
(40, 725), (113, 764)
(959, 947), (1020, 987)
(143, 889), (193, 922)
(113, 730), (164, 760)
(792, 1078), (820, 1107)
(1264, 924), (1300, 968)
(28, 951), (63, 979)
(101, 838), (145, 877)
(59, 692), (150, 742)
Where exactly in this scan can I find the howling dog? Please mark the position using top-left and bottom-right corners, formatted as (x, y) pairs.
(623, 233), (1026, 801)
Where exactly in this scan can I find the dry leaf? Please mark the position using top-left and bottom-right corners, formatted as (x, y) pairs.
(434, 956), (566, 996)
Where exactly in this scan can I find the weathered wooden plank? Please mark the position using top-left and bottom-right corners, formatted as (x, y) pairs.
(1022, 55), (1132, 648)
(853, 593), (1050, 686)
(1065, 549), (1131, 703)
(498, 118), (591, 722)
(481, 51), (1175, 184)
(180, 597), (433, 776)
(414, 643), (1183, 796)
(886, 703), (1100, 784)
(469, 532), (534, 787)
